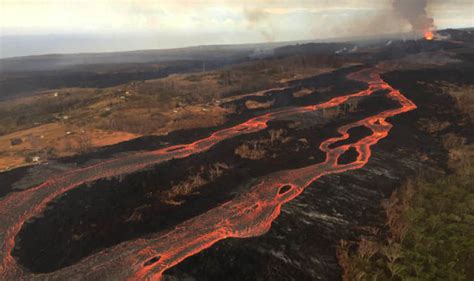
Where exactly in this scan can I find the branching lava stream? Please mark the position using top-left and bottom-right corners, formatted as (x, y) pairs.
(0, 67), (416, 280)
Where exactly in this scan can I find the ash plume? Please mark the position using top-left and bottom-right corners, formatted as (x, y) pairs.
(392, 0), (435, 33)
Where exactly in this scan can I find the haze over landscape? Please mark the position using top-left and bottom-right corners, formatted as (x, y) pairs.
(1, 0), (473, 58)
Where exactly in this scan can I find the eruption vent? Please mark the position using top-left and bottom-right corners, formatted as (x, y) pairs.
(392, 0), (435, 39)
(424, 30), (434, 40)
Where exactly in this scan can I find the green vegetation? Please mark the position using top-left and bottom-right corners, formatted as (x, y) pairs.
(337, 77), (474, 281)
(338, 167), (474, 281)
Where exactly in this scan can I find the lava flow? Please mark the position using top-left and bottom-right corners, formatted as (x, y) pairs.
(0, 67), (416, 280)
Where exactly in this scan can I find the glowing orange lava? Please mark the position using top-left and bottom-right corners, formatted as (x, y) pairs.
(424, 30), (434, 40)
(0, 67), (416, 280)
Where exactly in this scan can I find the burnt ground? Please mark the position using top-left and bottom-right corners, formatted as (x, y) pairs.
(160, 65), (473, 280)
(11, 77), (397, 273)
(1, 58), (473, 280)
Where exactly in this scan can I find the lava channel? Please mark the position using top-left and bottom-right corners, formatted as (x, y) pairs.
(0, 67), (416, 280)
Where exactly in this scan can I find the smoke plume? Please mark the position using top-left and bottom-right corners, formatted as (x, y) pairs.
(392, 0), (435, 34)
(244, 8), (275, 42)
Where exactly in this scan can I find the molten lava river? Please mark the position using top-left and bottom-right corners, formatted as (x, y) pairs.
(0, 67), (416, 280)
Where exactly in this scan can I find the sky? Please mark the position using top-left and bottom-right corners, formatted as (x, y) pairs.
(0, 0), (473, 57)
